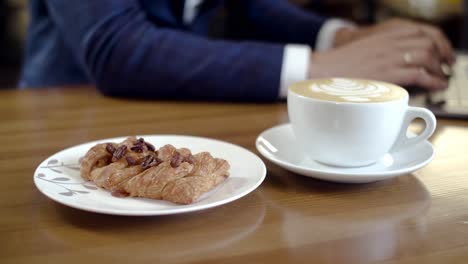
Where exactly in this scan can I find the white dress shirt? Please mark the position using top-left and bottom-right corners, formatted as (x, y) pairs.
(182, 0), (354, 99)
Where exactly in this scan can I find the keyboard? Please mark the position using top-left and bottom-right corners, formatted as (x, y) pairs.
(409, 53), (468, 119)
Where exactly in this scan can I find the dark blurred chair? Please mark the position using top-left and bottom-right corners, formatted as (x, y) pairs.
(294, 0), (378, 23)
(0, 0), (27, 89)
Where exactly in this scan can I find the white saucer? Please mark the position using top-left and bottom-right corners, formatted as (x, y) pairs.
(256, 123), (434, 183)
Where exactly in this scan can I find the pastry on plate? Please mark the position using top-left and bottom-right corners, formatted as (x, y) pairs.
(80, 136), (230, 204)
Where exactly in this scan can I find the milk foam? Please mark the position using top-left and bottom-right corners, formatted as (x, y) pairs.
(310, 78), (391, 102)
(289, 78), (408, 103)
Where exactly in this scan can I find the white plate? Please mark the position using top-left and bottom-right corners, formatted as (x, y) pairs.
(256, 123), (434, 183)
(34, 135), (266, 215)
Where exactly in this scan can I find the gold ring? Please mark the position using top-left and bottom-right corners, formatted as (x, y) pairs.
(441, 63), (452, 76)
(403, 52), (413, 65)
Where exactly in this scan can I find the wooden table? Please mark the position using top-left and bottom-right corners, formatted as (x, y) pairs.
(2, 87), (468, 263)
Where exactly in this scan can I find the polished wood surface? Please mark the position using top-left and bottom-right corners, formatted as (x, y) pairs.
(1, 87), (468, 264)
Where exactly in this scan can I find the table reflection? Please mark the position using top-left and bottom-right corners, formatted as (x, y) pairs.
(34, 193), (266, 262)
(261, 170), (430, 263)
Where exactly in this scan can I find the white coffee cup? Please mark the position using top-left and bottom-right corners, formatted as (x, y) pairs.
(287, 78), (436, 167)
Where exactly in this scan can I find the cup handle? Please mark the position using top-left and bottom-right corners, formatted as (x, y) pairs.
(391, 107), (436, 152)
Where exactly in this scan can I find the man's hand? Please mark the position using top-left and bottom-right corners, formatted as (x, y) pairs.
(312, 18), (454, 91)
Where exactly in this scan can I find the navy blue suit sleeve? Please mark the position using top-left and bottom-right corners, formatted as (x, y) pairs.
(44, 1), (284, 101)
(235, 0), (328, 47)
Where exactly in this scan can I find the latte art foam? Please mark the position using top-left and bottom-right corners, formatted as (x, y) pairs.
(311, 78), (390, 102)
(290, 78), (408, 103)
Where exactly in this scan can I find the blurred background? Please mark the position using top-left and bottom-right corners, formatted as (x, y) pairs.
(0, 0), (27, 88)
(0, 0), (466, 89)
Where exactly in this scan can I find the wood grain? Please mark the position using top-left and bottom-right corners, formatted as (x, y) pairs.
(1, 87), (468, 264)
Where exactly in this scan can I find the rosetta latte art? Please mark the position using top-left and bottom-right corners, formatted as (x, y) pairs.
(310, 78), (391, 102)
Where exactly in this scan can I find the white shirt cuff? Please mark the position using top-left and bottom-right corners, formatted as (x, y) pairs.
(183, 0), (203, 24)
(315, 19), (356, 51)
(279, 44), (311, 99)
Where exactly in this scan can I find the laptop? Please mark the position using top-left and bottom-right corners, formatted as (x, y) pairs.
(409, 53), (468, 119)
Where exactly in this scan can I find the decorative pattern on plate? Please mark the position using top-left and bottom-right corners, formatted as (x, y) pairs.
(36, 159), (98, 196)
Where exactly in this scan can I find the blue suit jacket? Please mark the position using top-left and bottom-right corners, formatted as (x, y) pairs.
(20, 0), (327, 101)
